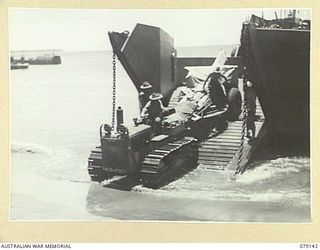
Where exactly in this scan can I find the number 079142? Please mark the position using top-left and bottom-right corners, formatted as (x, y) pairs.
(300, 244), (319, 248)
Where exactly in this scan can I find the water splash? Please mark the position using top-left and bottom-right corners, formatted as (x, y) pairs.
(236, 157), (310, 183)
(12, 141), (90, 183)
(132, 157), (310, 206)
(11, 141), (53, 155)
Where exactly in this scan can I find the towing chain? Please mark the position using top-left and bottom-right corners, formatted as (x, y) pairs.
(111, 53), (117, 130)
(235, 82), (248, 175)
(234, 24), (251, 176)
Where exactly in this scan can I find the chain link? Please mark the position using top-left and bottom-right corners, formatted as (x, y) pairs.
(235, 82), (248, 175)
(111, 53), (117, 130)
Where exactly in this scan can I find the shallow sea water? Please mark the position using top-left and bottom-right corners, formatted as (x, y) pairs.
(10, 51), (311, 222)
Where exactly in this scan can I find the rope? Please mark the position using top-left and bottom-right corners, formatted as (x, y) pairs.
(111, 53), (117, 130)
(235, 83), (248, 175)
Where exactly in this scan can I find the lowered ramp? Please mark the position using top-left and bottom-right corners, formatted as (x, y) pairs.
(199, 121), (242, 170)
(199, 100), (266, 173)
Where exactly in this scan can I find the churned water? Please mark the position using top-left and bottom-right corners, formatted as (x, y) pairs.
(10, 51), (311, 222)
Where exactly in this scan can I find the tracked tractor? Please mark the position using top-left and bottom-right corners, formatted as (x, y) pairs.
(88, 23), (242, 189)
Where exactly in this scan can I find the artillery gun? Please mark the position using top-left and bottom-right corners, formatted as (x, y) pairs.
(88, 24), (242, 189)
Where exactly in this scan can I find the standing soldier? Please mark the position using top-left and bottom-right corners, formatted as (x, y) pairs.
(139, 81), (153, 111)
(203, 71), (229, 135)
(203, 72), (228, 110)
(245, 80), (257, 139)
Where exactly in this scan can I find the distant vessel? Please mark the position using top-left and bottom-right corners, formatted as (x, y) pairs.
(240, 11), (310, 152)
(11, 50), (62, 65)
(29, 54), (61, 65)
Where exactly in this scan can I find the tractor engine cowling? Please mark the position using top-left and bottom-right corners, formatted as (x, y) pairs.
(100, 124), (152, 175)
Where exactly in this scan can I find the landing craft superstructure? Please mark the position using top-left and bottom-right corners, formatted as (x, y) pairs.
(108, 24), (176, 104)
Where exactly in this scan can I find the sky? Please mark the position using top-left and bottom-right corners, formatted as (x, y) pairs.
(9, 8), (311, 52)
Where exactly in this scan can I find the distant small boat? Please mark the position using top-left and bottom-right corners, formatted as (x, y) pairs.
(11, 62), (29, 70)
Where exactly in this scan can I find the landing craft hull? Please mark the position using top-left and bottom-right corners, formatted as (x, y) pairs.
(241, 22), (310, 150)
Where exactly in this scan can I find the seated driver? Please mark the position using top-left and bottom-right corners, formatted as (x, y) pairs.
(140, 92), (165, 135)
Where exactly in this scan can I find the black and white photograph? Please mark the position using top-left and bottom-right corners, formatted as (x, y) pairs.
(9, 8), (311, 222)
